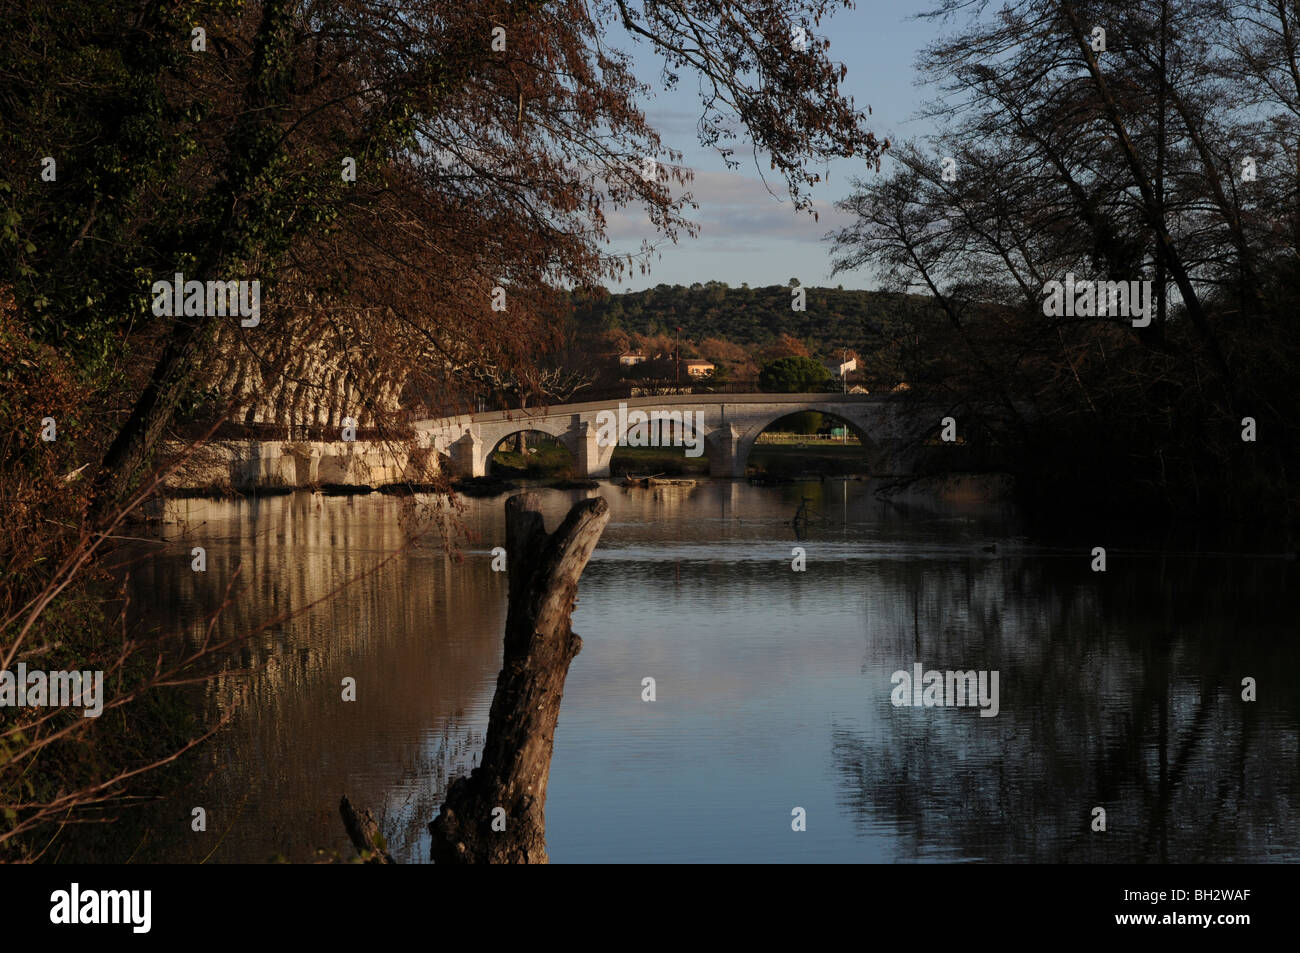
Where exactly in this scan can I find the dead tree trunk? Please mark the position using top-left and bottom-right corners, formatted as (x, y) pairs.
(429, 492), (610, 863)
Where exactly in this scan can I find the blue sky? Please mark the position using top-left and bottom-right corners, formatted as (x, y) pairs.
(606, 0), (946, 292)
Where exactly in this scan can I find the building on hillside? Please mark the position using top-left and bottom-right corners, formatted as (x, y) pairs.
(618, 353), (648, 366)
(684, 359), (715, 377)
(825, 357), (857, 379)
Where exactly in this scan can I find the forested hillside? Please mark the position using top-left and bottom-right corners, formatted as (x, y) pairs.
(568, 283), (945, 385)
(572, 283), (934, 351)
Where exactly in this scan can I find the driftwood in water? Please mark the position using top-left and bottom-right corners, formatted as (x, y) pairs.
(429, 492), (610, 863)
(339, 795), (394, 863)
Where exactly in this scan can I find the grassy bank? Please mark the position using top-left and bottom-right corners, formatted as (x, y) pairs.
(490, 441), (575, 478)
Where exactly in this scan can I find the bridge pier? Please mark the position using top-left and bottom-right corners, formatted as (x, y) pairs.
(710, 424), (742, 478)
(450, 431), (485, 478)
(284, 443), (321, 484)
(571, 420), (608, 478)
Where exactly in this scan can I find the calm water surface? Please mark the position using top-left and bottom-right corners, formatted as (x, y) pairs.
(118, 481), (1298, 863)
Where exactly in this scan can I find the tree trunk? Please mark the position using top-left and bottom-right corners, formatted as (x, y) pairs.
(87, 0), (297, 524)
(429, 492), (609, 863)
(89, 314), (215, 520)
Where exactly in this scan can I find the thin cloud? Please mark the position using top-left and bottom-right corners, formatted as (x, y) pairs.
(604, 168), (854, 246)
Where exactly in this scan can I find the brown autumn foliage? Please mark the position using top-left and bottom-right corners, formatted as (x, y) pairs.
(699, 336), (759, 378)
(0, 286), (91, 604)
(34, 0), (881, 514)
(1, 0), (882, 855)
(759, 331), (812, 362)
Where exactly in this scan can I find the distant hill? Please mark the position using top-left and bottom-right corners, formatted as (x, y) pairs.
(569, 282), (939, 356)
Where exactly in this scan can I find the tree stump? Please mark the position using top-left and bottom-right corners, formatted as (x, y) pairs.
(429, 492), (610, 863)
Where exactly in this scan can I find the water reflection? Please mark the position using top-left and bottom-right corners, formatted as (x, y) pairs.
(834, 553), (1300, 862)
(117, 482), (1298, 862)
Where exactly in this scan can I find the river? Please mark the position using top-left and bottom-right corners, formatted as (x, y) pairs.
(113, 479), (1298, 863)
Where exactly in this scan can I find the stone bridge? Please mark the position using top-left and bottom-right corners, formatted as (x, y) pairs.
(417, 393), (937, 479)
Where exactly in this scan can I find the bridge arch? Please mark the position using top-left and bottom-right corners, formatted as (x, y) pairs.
(484, 427), (579, 475)
(733, 405), (881, 478)
(603, 408), (718, 475)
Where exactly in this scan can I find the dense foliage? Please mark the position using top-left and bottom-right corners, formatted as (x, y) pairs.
(568, 283), (942, 386)
(758, 355), (834, 392)
(829, 0), (1300, 527)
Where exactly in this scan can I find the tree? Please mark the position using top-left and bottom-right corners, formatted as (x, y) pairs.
(699, 336), (757, 378)
(828, 0), (1300, 522)
(759, 355), (832, 392)
(760, 332), (812, 362)
(429, 493), (608, 863)
(783, 410), (825, 434)
(0, 0), (884, 853)
(1, 0), (883, 521)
